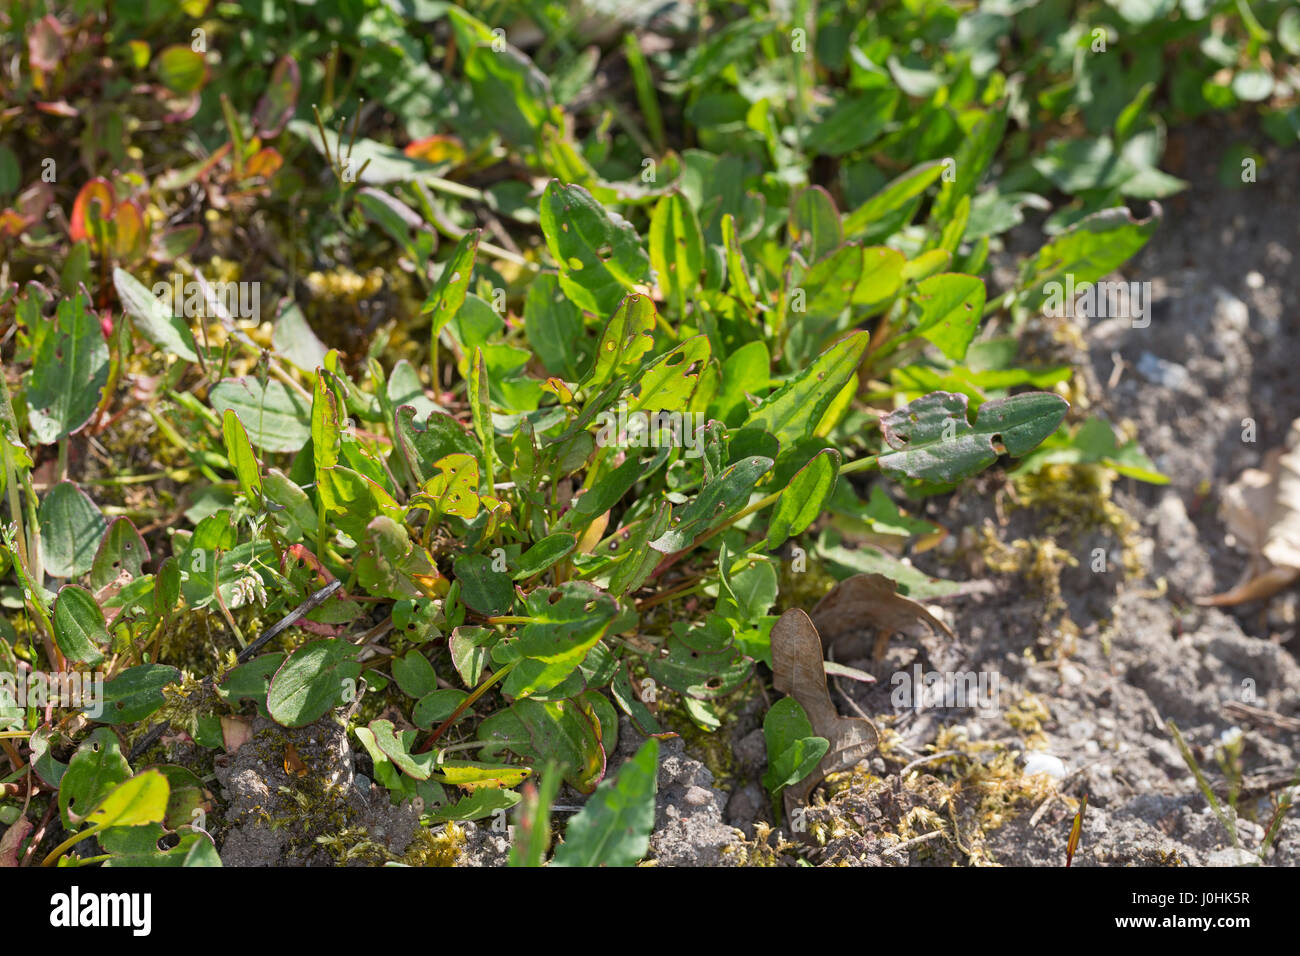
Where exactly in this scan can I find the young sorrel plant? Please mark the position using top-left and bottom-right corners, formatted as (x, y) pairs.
(0, 0), (1213, 867)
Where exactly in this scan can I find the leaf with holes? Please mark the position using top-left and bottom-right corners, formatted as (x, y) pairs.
(743, 331), (868, 450)
(649, 454), (772, 553)
(649, 191), (703, 318)
(90, 518), (151, 592)
(418, 452), (479, 519)
(583, 293), (657, 392)
(627, 334), (710, 413)
(59, 728), (131, 828)
(904, 273), (986, 361)
(541, 181), (648, 317)
(96, 664), (179, 725)
(878, 391), (1069, 484)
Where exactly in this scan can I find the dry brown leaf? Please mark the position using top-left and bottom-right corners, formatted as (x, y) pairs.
(0, 815), (32, 867)
(810, 572), (955, 652)
(1199, 417), (1300, 606)
(221, 715), (254, 754)
(771, 609), (879, 825)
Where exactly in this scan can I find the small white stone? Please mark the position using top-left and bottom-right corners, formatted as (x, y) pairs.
(1245, 271), (1265, 289)
(1023, 752), (1067, 779)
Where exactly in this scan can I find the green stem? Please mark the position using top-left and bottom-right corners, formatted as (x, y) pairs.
(42, 825), (104, 867)
(416, 660), (518, 753)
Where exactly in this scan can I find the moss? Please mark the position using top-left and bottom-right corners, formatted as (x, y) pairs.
(400, 822), (466, 866)
(723, 821), (800, 866)
(1003, 692), (1052, 749)
(656, 685), (759, 790)
(1011, 463), (1144, 577)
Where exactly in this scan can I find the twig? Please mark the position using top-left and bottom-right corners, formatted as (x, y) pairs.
(883, 829), (945, 856)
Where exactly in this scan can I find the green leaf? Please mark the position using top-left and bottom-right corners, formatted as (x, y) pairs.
(52, 585), (108, 666)
(318, 465), (403, 539)
(540, 181), (648, 317)
(394, 407), (480, 485)
(100, 824), (220, 867)
(767, 449), (839, 550)
(40, 481), (106, 578)
(96, 664), (179, 725)
(392, 650), (438, 699)
(216, 653), (283, 709)
(513, 533), (577, 580)
(649, 191), (703, 317)
(90, 518), (150, 592)
(524, 274), (587, 380)
(1032, 136), (1136, 193)
(649, 453), (772, 553)
(844, 160), (946, 239)
(209, 378), (311, 454)
(477, 696), (606, 792)
(156, 45), (206, 94)
(427, 787), (521, 822)
(497, 581), (619, 698)
(762, 698), (829, 795)
(790, 186), (842, 262)
(627, 334), (710, 413)
(583, 293), (657, 391)
(743, 331), (869, 448)
(1017, 204), (1162, 311)
(222, 409), (263, 501)
(365, 719), (438, 780)
(25, 290), (110, 444)
(449, 625), (493, 687)
(59, 728), (131, 828)
(453, 553), (514, 615)
(272, 303), (328, 372)
(414, 689), (468, 728)
(552, 737), (658, 867)
(424, 230), (480, 352)
(463, 43), (554, 147)
(85, 770), (170, 831)
(356, 516), (435, 599)
(907, 273), (986, 361)
(266, 639), (361, 728)
(113, 268), (198, 362)
(877, 391), (1069, 483)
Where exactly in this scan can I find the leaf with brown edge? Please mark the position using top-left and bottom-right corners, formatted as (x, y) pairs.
(770, 609), (878, 828)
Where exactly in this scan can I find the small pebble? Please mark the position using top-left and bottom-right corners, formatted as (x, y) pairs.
(1023, 752), (1067, 779)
